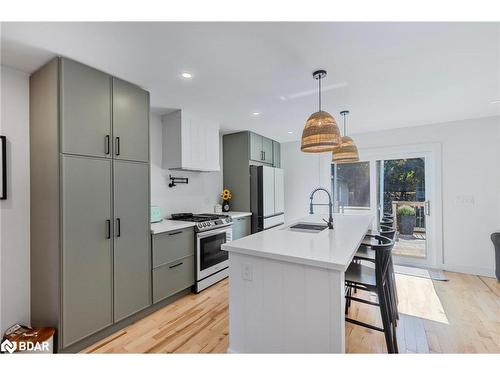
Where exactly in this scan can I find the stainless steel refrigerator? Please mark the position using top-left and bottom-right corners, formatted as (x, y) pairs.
(250, 165), (285, 233)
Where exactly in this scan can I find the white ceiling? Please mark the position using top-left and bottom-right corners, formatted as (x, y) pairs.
(1, 22), (499, 142)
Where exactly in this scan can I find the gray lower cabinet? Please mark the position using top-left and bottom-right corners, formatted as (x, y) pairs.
(113, 78), (150, 163)
(232, 216), (251, 240)
(113, 161), (151, 322)
(60, 58), (112, 158)
(153, 256), (195, 304)
(152, 228), (195, 303)
(61, 155), (113, 348)
(152, 228), (194, 268)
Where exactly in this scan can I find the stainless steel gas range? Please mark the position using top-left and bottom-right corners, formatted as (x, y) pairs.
(171, 213), (233, 292)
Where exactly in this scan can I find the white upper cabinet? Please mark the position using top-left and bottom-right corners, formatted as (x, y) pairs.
(162, 110), (220, 172)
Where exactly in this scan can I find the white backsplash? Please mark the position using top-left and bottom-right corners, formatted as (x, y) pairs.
(150, 113), (223, 218)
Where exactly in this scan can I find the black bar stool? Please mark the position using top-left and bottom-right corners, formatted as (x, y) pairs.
(356, 232), (399, 323)
(366, 225), (395, 239)
(345, 235), (399, 353)
(380, 217), (394, 228)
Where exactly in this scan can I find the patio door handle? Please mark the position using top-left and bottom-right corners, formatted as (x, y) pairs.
(424, 200), (430, 216)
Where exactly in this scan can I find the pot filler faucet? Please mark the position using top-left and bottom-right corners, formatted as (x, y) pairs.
(309, 187), (334, 229)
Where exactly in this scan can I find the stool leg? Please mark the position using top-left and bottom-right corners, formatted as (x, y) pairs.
(378, 284), (395, 353)
(384, 283), (399, 354)
(388, 260), (399, 323)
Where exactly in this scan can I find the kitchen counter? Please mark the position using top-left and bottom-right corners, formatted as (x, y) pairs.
(222, 213), (372, 271)
(150, 220), (195, 234)
(226, 211), (252, 219)
(222, 213), (373, 354)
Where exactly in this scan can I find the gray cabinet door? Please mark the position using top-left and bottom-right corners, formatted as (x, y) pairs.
(262, 137), (274, 164)
(249, 132), (263, 161)
(273, 141), (281, 168)
(113, 161), (151, 321)
(113, 78), (150, 162)
(232, 216), (251, 240)
(62, 155), (113, 348)
(152, 228), (194, 268)
(152, 255), (195, 304)
(60, 58), (111, 158)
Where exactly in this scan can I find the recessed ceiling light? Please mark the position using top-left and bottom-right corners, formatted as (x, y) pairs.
(252, 112), (261, 116)
(180, 72), (193, 79)
(287, 131), (293, 134)
(491, 99), (500, 104)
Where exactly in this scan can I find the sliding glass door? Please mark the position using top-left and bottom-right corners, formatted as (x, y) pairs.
(379, 157), (428, 259)
(333, 144), (442, 268)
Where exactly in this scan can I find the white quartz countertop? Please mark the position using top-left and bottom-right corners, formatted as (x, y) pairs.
(221, 214), (373, 271)
(226, 211), (252, 219)
(151, 220), (195, 234)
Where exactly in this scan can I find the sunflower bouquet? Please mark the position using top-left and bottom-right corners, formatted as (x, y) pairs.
(220, 188), (232, 212)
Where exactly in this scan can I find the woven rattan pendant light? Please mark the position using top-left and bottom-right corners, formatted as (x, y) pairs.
(300, 70), (341, 153)
(332, 110), (359, 164)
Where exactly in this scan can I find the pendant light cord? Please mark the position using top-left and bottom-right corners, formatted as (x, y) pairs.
(343, 112), (347, 136)
(318, 76), (322, 111)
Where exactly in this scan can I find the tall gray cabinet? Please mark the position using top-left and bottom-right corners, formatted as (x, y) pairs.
(223, 131), (281, 213)
(30, 57), (151, 351)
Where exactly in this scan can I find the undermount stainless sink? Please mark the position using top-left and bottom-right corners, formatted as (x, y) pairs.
(288, 223), (328, 233)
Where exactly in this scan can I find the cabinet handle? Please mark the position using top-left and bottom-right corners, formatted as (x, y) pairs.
(168, 231), (182, 236)
(169, 262), (183, 269)
(106, 219), (111, 239)
(261, 151), (264, 160)
(116, 218), (121, 237)
(115, 137), (120, 156)
(105, 135), (110, 155)
(263, 151), (266, 160)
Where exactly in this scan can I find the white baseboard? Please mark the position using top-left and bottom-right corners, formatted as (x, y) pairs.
(440, 263), (495, 278)
(394, 259), (496, 278)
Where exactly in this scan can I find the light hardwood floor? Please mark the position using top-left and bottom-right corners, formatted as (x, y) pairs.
(82, 271), (500, 354)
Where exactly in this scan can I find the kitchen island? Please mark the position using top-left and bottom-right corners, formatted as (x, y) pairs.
(221, 213), (373, 353)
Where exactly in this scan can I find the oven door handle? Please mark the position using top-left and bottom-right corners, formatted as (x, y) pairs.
(196, 228), (232, 239)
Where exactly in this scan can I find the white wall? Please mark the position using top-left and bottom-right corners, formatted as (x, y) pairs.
(0, 65), (31, 334)
(282, 116), (500, 277)
(281, 142), (333, 221)
(150, 113), (223, 217)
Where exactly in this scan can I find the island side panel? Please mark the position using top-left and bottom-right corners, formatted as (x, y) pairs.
(228, 252), (345, 353)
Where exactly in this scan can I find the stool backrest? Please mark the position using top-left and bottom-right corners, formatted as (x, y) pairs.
(491, 232), (500, 280)
(379, 227), (396, 240)
(491, 232), (500, 248)
(373, 239), (395, 286)
(380, 218), (394, 227)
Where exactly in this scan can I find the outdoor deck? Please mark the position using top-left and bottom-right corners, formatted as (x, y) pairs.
(393, 232), (426, 258)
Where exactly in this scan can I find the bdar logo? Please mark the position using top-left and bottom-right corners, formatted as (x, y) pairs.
(1, 339), (17, 353)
